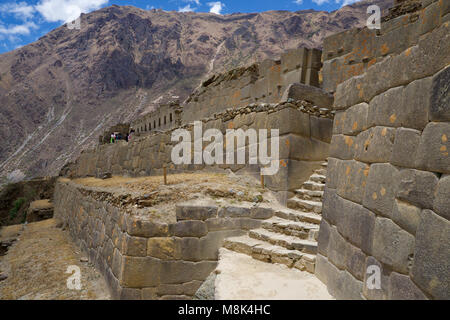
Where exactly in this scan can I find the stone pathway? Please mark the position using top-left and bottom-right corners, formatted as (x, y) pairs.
(215, 248), (333, 300)
(223, 163), (327, 273)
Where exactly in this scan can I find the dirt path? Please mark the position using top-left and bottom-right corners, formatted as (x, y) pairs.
(0, 219), (110, 300)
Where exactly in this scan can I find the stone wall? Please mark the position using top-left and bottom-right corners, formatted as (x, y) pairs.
(321, 0), (449, 93)
(54, 179), (277, 299)
(71, 97), (333, 203)
(182, 48), (322, 124)
(315, 13), (449, 300)
(132, 101), (182, 135)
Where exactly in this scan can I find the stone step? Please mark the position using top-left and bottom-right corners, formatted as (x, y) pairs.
(314, 168), (327, 176)
(309, 174), (326, 184)
(287, 197), (322, 214)
(249, 228), (317, 254)
(302, 181), (325, 191)
(294, 188), (324, 200)
(223, 235), (316, 273)
(274, 208), (322, 224)
(321, 162), (328, 168)
(262, 217), (319, 239)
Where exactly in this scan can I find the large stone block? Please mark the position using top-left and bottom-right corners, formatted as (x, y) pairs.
(333, 103), (369, 136)
(327, 226), (349, 270)
(354, 127), (396, 163)
(147, 237), (175, 260)
(433, 174), (450, 220)
(267, 107), (310, 137)
(176, 200), (218, 221)
(314, 254), (333, 286)
(325, 157), (341, 189)
(317, 219), (331, 256)
(281, 48), (306, 72)
(346, 243), (367, 282)
(367, 86), (403, 128)
(396, 169), (439, 209)
(283, 69), (303, 86)
(363, 163), (400, 218)
(390, 128), (421, 168)
(126, 217), (169, 238)
(416, 122), (450, 174)
(337, 198), (375, 255)
(372, 217), (415, 274)
(321, 187), (344, 227)
(388, 272), (428, 300)
(411, 209), (450, 299)
(281, 83), (333, 108)
(169, 220), (208, 238)
(218, 203), (252, 218)
(329, 135), (356, 160)
(392, 200), (421, 236)
(120, 256), (162, 288)
(121, 234), (147, 257)
(277, 134), (330, 161)
(159, 260), (217, 285)
(429, 60), (449, 121)
(310, 116), (333, 143)
(336, 160), (370, 204)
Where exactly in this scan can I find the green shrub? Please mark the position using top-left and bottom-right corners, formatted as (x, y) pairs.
(9, 197), (26, 220)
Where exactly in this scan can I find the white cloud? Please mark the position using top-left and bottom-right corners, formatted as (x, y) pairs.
(207, 1), (224, 15)
(0, 21), (38, 35)
(312, 0), (330, 5)
(0, 2), (36, 21)
(293, 0), (303, 5)
(341, 0), (359, 6)
(179, 4), (196, 12)
(183, 0), (201, 5)
(35, 0), (109, 23)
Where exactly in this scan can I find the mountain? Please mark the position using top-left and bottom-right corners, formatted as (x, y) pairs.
(0, 0), (393, 181)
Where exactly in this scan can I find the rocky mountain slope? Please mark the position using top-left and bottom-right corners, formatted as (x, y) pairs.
(0, 0), (392, 180)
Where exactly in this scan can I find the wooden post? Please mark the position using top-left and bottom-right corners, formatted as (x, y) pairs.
(163, 165), (167, 185)
(261, 173), (264, 189)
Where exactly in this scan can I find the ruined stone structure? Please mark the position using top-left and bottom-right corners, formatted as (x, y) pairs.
(55, 0), (449, 300)
(182, 48), (322, 124)
(133, 101), (182, 135)
(73, 98), (333, 203)
(54, 179), (280, 299)
(315, 0), (449, 300)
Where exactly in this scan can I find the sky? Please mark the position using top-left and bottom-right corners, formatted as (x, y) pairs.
(0, 0), (361, 54)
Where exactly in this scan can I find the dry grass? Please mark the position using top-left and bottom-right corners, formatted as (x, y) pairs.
(0, 219), (110, 300)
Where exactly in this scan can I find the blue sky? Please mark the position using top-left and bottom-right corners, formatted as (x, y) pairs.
(0, 0), (360, 54)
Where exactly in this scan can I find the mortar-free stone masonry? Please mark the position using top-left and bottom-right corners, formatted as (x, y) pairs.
(57, 0), (449, 300)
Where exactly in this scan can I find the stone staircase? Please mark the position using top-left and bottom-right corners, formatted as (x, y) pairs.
(223, 162), (327, 273)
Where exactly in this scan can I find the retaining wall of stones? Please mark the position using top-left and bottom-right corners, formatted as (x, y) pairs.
(315, 17), (449, 300)
(71, 98), (333, 203)
(182, 48), (322, 124)
(322, 0), (449, 93)
(54, 179), (277, 299)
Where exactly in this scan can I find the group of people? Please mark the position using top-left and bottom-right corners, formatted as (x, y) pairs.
(110, 130), (134, 144)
